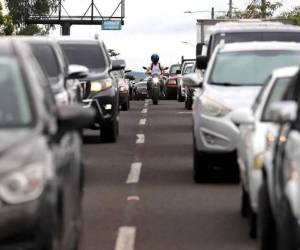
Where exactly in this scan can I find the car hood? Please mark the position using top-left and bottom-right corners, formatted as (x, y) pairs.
(0, 129), (49, 173)
(204, 84), (262, 110)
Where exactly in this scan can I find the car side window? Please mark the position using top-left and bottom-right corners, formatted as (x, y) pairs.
(252, 75), (271, 113)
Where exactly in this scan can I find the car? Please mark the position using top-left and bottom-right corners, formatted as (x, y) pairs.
(112, 60), (130, 111)
(133, 80), (148, 100)
(58, 38), (124, 142)
(256, 67), (300, 250)
(229, 66), (298, 239)
(192, 41), (300, 183)
(165, 64), (180, 100)
(183, 63), (202, 110)
(197, 21), (300, 62)
(0, 38), (94, 249)
(177, 59), (196, 102)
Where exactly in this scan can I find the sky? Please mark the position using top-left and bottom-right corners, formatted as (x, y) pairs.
(3, 0), (300, 70)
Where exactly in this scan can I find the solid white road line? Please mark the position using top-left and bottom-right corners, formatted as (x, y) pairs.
(141, 108), (148, 114)
(136, 134), (145, 144)
(126, 162), (142, 184)
(178, 111), (192, 114)
(114, 227), (136, 250)
(139, 118), (147, 126)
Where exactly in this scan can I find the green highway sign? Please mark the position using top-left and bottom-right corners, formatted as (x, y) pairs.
(102, 20), (122, 30)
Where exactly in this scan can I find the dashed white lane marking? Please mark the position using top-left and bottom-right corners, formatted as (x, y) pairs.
(139, 118), (147, 126)
(114, 227), (136, 250)
(127, 196), (140, 201)
(126, 162), (142, 184)
(136, 134), (145, 144)
(141, 108), (148, 114)
(178, 111), (192, 114)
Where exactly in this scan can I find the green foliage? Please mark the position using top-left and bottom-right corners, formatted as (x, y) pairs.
(218, 1), (282, 19)
(0, 2), (14, 35)
(5, 0), (60, 35)
(280, 6), (300, 26)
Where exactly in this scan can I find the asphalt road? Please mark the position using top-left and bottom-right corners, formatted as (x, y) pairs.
(80, 100), (258, 250)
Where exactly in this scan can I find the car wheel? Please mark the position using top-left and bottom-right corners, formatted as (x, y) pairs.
(121, 98), (129, 111)
(241, 186), (249, 218)
(100, 118), (118, 143)
(177, 88), (184, 102)
(193, 138), (210, 183)
(277, 198), (297, 250)
(248, 204), (257, 239)
(186, 99), (193, 110)
(258, 182), (276, 250)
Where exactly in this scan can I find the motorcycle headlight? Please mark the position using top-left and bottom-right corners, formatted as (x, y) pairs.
(0, 163), (45, 204)
(153, 77), (160, 84)
(200, 96), (231, 117)
(91, 79), (113, 92)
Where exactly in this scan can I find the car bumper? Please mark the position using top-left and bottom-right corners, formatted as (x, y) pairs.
(193, 112), (239, 153)
(0, 183), (57, 246)
(83, 88), (118, 127)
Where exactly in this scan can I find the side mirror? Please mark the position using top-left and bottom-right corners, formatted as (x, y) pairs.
(112, 59), (126, 71)
(164, 67), (169, 70)
(68, 65), (89, 79)
(57, 105), (95, 130)
(196, 55), (208, 70)
(176, 69), (182, 75)
(269, 101), (298, 124)
(142, 66), (147, 70)
(182, 73), (202, 88)
(196, 43), (205, 57)
(125, 70), (132, 73)
(230, 108), (254, 125)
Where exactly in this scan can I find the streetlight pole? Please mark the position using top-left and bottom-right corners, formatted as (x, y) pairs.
(228, 0), (233, 18)
(261, 0), (266, 18)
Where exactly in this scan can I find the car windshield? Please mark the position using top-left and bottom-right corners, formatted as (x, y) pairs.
(169, 65), (180, 74)
(0, 57), (32, 127)
(60, 43), (108, 72)
(212, 32), (300, 51)
(209, 50), (300, 86)
(262, 77), (292, 120)
(29, 43), (61, 81)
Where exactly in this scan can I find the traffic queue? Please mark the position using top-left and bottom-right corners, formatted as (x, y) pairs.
(173, 20), (300, 250)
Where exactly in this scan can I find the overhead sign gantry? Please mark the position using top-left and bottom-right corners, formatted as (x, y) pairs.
(25, 0), (125, 35)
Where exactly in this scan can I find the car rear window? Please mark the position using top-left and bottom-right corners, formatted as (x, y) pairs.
(29, 43), (61, 79)
(60, 43), (108, 72)
(212, 32), (300, 53)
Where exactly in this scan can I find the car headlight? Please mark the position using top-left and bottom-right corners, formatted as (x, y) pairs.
(0, 163), (45, 204)
(253, 152), (265, 170)
(91, 79), (113, 92)
(200, 96), (231, 117)
(153, 77), (160, 84)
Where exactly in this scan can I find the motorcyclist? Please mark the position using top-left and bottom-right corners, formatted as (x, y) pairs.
(146, 54), (166, 96)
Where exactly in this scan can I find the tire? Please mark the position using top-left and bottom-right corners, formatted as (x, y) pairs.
(193, 138), (210, 183)
(152, 88), (159, 105)
(100, 118), (118, 143)
(177, 87), (184, 102)
(186, 99), (192, 110)
(121, 98), (129, 111)
(277, 198), (297, 250)
(258, 182), (276, 250)
(248, 205), (257, 239)
(241, 186), (249, 218)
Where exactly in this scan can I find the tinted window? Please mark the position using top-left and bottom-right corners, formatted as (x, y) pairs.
(0, 57), (32, 127)
(212, 32), (300, 52)
(209, 51), (300, 86)
(30, 43), (61, 79)
(60, 43), (108, 72)
(262, 77), (291, 121)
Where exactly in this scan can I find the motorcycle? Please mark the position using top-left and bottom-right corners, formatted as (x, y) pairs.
(143, 66), (168, 105)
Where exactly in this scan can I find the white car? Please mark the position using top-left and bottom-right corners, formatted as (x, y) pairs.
(192, 41), (300, 183)
(230, 66), (299, 239)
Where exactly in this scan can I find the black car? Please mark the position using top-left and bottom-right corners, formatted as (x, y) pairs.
(0, 38), (94, 249)
(59, 39), (124, 142)
(133, 80), (148, 100)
